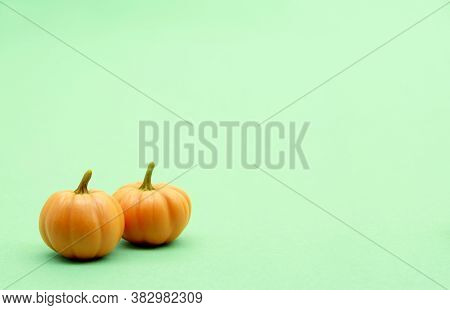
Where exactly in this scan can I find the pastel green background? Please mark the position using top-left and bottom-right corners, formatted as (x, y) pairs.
(1, 0), (449, 289)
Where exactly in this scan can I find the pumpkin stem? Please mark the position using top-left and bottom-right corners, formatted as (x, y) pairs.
(74, 170), (92, 194)
(139, 162), (156, 191)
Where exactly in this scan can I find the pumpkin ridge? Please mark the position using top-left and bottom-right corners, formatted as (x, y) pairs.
(169, 185), (191, 212)
(137, 190), (148, 242)
(111, 188), (126, 205)
(39, 193), (58, 250)
(172, 187), (191, 225)
(164, 188), (189, 242)
(158, 190), (174, 244)
(170, 186), (191, 222)
(148, 191), (156, 243)
(141, 190), (162, 241)
(107, 194), (125, 237)
(125, 188), (145, 242)
(69, 194), (88, 258)
(97, 192), (122, 257)
(69, 194), (100, 259)
(166, 187), (188, 223)
(90, 193), (105, 259)
(64, 194), (76, 257)
(51, 193), (75, 257)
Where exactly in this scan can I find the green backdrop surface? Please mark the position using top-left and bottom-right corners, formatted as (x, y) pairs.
(0, 0), (449, 289)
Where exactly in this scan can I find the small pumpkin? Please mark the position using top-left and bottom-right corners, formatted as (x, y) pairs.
(113, 162), (191, 245)
(39, 170), (124, 259)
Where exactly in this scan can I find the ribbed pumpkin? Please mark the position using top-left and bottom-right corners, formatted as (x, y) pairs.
(39, 170), (124, 259)
(113, 162), (191, 245)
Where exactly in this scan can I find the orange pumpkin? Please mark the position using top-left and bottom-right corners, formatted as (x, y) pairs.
(39, 170), (124, 259)
(113, 162), (191, 245)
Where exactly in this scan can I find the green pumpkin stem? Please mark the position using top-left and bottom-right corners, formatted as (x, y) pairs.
(74, 170), (92, 194)
(139, 162), (156, 191)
